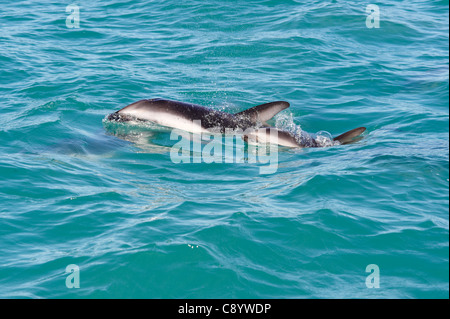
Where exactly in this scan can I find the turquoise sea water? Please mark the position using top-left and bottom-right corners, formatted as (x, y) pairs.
(0, 0), (448, 298)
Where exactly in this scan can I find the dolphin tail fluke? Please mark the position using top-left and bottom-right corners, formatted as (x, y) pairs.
(234, 101), (290, 123)
(333, 127), (366, 145)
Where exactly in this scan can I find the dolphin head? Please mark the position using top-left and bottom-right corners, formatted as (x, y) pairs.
(107, 99), (168, 122)
(243, 127), (304, 148)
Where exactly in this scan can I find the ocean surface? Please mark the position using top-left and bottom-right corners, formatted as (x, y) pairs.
(0, 0), (448, 299)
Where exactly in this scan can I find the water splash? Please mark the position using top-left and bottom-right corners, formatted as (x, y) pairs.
(275, 112), (303, 136)
(314, 130), (339, 147)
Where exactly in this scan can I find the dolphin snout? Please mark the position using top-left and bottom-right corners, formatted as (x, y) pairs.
(107, 112), (133, 122)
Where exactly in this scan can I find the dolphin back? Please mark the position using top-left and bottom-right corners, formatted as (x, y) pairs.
(234, 101), (290, 123)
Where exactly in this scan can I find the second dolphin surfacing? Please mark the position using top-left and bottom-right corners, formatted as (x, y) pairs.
(107, 98), (366, 147)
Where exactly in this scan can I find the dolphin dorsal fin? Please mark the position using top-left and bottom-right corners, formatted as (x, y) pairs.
(333, 127), (366, 145)
(234, 101), (290, 123)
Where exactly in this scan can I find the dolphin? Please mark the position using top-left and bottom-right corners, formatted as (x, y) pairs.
(107, 98), (366, 147)
(243, 126), (366, 147)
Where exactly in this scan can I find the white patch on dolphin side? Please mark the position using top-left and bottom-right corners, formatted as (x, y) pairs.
(245, 128), (299, 148)
(119, 109), (207, 134)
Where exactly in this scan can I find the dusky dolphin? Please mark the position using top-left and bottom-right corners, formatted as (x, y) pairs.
(107, 98), (366, 147)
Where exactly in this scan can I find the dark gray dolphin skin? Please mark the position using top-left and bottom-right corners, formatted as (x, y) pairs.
(107, 98), (366, 147)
